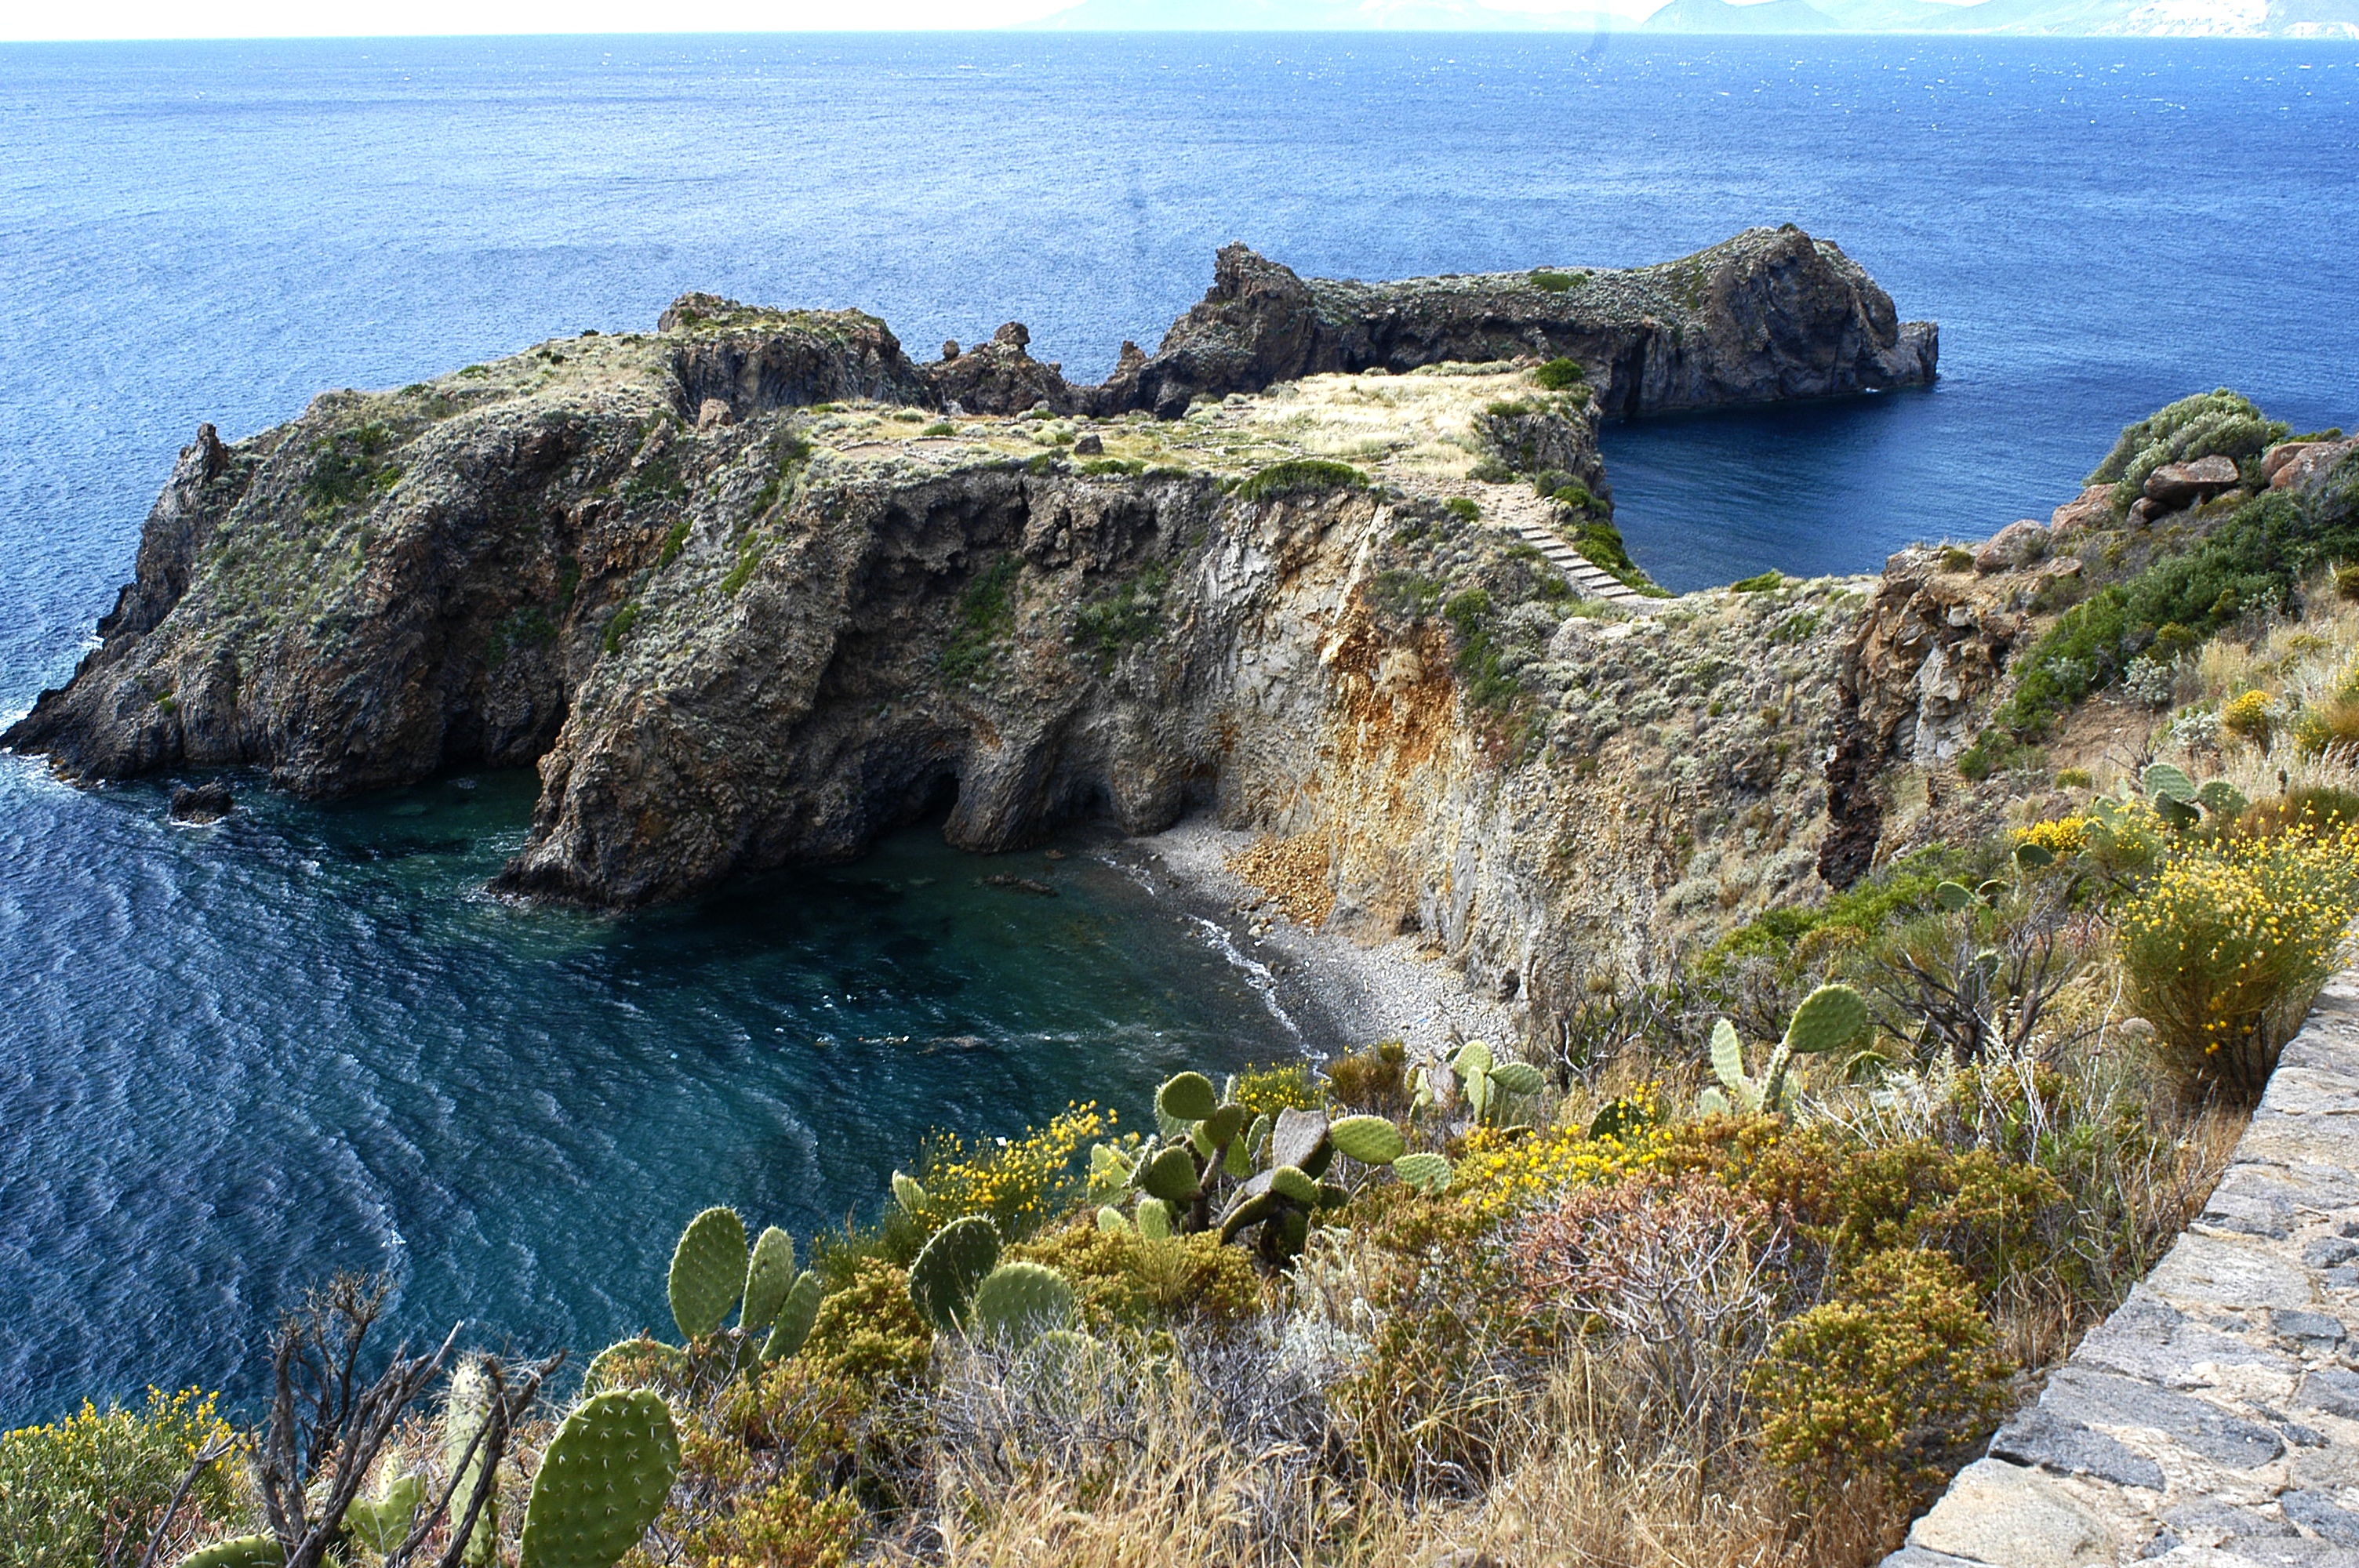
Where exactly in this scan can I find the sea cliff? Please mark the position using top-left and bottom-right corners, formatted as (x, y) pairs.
(4, 225), (1939, 1044)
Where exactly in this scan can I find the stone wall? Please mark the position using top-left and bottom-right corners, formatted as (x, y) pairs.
(1885, 978), (2359, 1566)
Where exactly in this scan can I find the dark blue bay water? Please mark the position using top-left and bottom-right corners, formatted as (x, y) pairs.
(2, 32), (2355, 1422)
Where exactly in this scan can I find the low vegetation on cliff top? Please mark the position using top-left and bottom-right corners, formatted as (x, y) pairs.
(14, 398), (2359, 1568)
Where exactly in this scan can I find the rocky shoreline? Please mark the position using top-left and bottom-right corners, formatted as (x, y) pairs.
(2, 223), (1943, 1051)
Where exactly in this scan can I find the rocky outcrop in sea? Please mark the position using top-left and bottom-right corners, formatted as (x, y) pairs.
(5, 225), (1941, 1044)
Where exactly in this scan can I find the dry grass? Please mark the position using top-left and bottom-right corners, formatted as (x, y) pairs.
(874, 1345), (1823, 1568)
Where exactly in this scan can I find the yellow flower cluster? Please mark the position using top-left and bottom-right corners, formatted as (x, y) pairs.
(2222, 688), (2275, 742)
(2119, 826), (2359, 1092)
(2015, 816), (2090, 856)
(1451, 1109), (1673, 1215)
(0, 1387), (236, 1557)
(918, 1102), (1110, 1235)
(1, 1386), (229, 1462)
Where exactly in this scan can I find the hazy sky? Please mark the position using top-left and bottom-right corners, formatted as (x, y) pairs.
(2, 0), (1096, 40)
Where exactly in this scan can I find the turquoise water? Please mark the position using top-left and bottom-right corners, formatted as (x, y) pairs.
(2, 31), (2355, 1421)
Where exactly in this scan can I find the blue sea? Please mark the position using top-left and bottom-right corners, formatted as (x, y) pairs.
(2, 32), (2354, 1423)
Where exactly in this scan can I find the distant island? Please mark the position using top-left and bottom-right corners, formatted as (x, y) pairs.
(1023, 0), (2359, 37)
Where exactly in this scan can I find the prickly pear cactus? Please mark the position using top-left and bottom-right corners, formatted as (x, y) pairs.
(1096, 1204), (1132, 1232)
(1328, 1115), (1405, 1165)
(741, 1226), (797, 1334)
(668, 1207), (748, 1339)
(1269, 1108), (1331, 1176)
(1488, 1062), (1545, 1098)
(2143, 761), (2196, 803)
(1392, 1152), (1452, 1195)
(582, 1335), (689, 1396)
(762, 1269), (824, 1361)
(1269, 1164), (1319, 1205)
(891, 1171), (928, 1213)
(344, 1471), (423, 1555)
(177, 1536), (283, 1568)
(1136, 1197), (1175, 1240)
(969, 1261), (1075, 1343)
(908, 1214), (1001, 1332)
(517, 1388), (680, 1568)
(442, 1356), (499, 1564)
(1156, 1071), (1219, 1123)
(1782, 983), (1869, 1056)
(1138, 1145), (1201, 1205)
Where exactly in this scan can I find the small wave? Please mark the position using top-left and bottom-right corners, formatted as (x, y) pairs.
(1187, 916), (1302, 1040)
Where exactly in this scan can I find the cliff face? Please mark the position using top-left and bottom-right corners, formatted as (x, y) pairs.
(5, 229), (1948, 1044)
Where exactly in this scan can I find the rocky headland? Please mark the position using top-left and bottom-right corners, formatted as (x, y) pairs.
(5, 224), (1949, 1049)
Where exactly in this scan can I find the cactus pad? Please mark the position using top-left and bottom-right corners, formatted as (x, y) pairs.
(1201, 1103), (1246, 1149)
(1156, 1071), (1219, 1123)
(762, 1270), (824, 1362)
(1934, 880), (1974, 910)
(178, 1536), (284, 1568)
(1138, 1144), (1202, 1204)
(891, 1171), (928, 1213)
(2156, 793), (2201, 829)
(2198, 779), (2248, 818)
(1392, 1152), (1452, 1195)
(970, 1261), (1076, 1343)
(1096, 1204), (1131, 1232)
(2143, 762), (2196, 802)
(1219, 1188), (1281, 1243)
(583, 1335), (689, 1396)
(1782, 984), (1869, 1056)
(1488, 1062), (1545, 1098)
(345, 1472), (423, 1555)
(1136, 1197), (1175, 1240)
(1708, 1019), (1748, 1095)
(1450, 1040), (1494, 1076)
(1270, 1108), (1330, 1172)
(668, 1207), (748, 1339)
(1269, 1164), (1319, 1204)
(741, 1226), (797, 1334)
(518, 1388), (679, 1568)
(1327, 1115), (1405, 1164)
(443, 1357), (500, 1563)
(908, 1214), (1001, 1332)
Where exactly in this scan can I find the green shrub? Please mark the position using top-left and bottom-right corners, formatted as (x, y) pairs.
(602, 602), (642, 654)
(1443, 497), (1480, 523)
(1999, 485), (2359, 735)
(942, 555), (1020, 682)
(1071, 563), (1169, 660)
(1235, 459), (1366, 504)
(2055, 767), (2092, 789)
(1443, 587), (1521, 715)
(921, 421), (955, 437)
(1729, 570), (1783, 593)
(1527, 270), (1587, 292)
(1938, 546), (1976, 572)
(1955, 729), (2041, 783)
(1751, 1249), (2012, 1506)
(301, 421), (402, 514)
(1008, 1225), (1262, 1331)
(801, 1261), (932, 1385)
(0, 1388), (238, 1568)
(720, 539), (761, 596)
(1532, 357), (1586, 390)
(2088, 388), (2288, 504)
(659, 518), (691, 567)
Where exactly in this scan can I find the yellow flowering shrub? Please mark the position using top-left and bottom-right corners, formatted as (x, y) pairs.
(0, 1388), (238, 1568)
(915, 1102), (1109, 1240)
(2222, 688), (2275, 743)
(2014, 816), (2088, 857)
(1450, 1112), (1673, 1217)
(2119, 826), (2359, 1098)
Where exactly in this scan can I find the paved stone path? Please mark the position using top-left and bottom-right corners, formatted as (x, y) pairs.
(1387, 471), (1667, 612)
(1886, 978), (2359, 1567)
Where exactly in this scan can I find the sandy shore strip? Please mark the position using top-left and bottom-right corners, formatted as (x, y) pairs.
(1103, 813), (1518, 1065)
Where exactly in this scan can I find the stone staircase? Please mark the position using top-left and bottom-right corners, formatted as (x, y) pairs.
(1403, 475), (1666, 612)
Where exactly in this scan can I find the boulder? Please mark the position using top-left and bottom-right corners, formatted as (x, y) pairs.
(169, 782), (234, 823)
(696, 398), (733, 431)
(2268, 436), (2359, 493)
(1072, 431), (1103, 456)
(2143, 453), (2241, 510)
(1975, 519), (2047, 574)
(2049, 484), (2115, 534)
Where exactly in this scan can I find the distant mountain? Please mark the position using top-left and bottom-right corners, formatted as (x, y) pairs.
(1029, 0), (2359, 33)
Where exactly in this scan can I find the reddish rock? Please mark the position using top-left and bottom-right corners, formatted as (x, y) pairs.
(2049, 485), (2115, 534)
(2268, 437), (2359, 492)
(2143, 454), (2241, 510)
(1975, 519), (2047, 573)
(696, 398), (733, 431)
